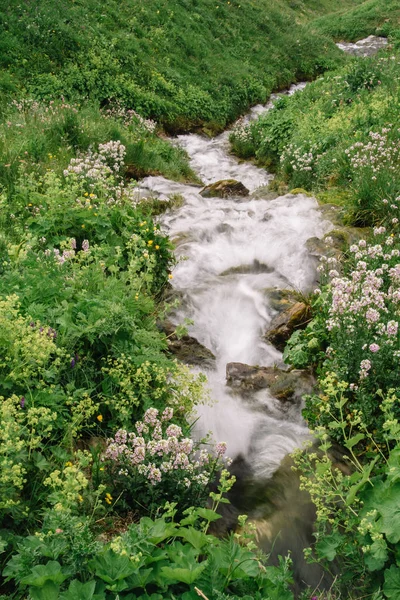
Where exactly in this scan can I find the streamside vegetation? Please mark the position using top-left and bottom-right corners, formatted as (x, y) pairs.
(1, 0), (398, 598)
(229, 5), (400, 598)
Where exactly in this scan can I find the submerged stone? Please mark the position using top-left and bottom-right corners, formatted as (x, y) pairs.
(200, 179), (249, 198)
(220, 260), (274, 276)
(160, 321), (216, 368)
(226, 362), (314, 402)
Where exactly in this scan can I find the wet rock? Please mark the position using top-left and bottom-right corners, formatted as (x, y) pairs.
(200, 179), (249, 198)
(250, 186), (280, 201)
(226, 362), (314, 402)
(306, 227), (369, 262)
(265, 302), (310, 351)
(220, 260), (274, 276)
(160, 321), (216, 368)
(262, 288), (298, 314)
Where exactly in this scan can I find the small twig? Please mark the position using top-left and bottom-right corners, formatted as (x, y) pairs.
(195, 587), (210, 600)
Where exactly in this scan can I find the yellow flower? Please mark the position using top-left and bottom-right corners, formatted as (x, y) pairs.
(77, 494), (83, 503)
(84, 192), (88, 197)
(28, 203), (32, 206)
(148, 240), (153, 246)
(89, 193), (95, 198)
(106, 492), (112, 499)
(155, 245), (160, 250)
(99, 467), (104, 471)
(65, 461), (73, 467)
(168, 274), (173, 279)
(81, 224), (85, 228)
(97, 414), (103, 422)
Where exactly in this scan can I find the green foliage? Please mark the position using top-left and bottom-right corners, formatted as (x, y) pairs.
(231, 47), (400, 226)
(3, 493), (294, 600)
(0, 0), (347, 131)
(294, 386), (400, 598)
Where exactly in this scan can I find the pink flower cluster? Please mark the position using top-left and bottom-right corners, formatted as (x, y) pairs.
(63, 140), (137, 205)
(321, 228), (400, 382)
(345, 127), (400, 177)
(102, 101), (156, 133)
(104, 407), (229, 487)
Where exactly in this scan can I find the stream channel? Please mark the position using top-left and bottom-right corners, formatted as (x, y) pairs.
(138, 37), (388, 592)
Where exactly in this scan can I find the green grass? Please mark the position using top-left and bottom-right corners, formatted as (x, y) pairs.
(230, 45), (400, 225)
(311, 0), (400, 41)
(0, 0), (355, 132)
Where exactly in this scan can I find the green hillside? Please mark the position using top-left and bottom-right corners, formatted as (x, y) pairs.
(0, 0), (356, 132)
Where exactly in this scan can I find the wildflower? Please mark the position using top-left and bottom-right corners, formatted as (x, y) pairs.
(20, 397), (25, 408)
(369, 343), (380, 353)
(77, 494), (83, 503)
(105, 492), (113, 505)
(97, 415), (103, 422)
(81, 239), (90, 252)
(65, 461), (73, 467)
(168, 274), (173, 279)
(55, 529), (63, 534)
(155, 245), (160, 250)
(147, 240), (153, 246)
(81, 224), (85, 228)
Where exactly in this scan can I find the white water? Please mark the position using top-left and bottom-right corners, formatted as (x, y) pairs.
(336, 35), (388, 57)
(139, 83), (332, 477)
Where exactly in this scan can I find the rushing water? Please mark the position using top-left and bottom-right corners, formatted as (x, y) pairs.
(139, 82), (331, 475)
(336, 35), (388, 57)
(139, 38), (386, 590)
(139, 84), (332, 589)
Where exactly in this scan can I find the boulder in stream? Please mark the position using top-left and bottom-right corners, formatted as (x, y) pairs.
(200, 179), (249, 198)
(160, 321), (216, 369)
(265, 301), (310, 351)
(226, 362), (314, 402)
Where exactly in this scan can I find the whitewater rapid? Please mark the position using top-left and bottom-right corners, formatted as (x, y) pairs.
(139, 83), (332, 476)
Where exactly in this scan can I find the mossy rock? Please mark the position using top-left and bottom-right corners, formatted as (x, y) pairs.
(289, 188), (313, 197)
(265, 301), (310, 351)
(200, 179), (249, 198)
(226, 362), (314, 402)
(221, 260), (274, 276)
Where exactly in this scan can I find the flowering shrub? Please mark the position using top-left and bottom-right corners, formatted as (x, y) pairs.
(104, 407), (230, 514)
(63, 140), (138, 204)
(299, 227), (400, 440)
(102, 100), (156, 133)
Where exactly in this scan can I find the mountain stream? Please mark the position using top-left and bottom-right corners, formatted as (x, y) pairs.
(138, 37), (387, 591)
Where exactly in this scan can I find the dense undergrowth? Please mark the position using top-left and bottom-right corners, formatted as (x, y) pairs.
(230, 39), (400, 226)
(229, 6), (400, 599)
(1, 0), (399, 598)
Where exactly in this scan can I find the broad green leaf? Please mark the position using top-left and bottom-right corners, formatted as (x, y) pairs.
(139, 517), (178, 544)
(344, 433), (365, 450)
(364, 538), (388, 572)
(161, 563), (206, 584)
(178, 527), (209, 550)
(88, 549), (137, 584)
(387, 448), (400, 484)
(346, 456), (379, 505)
(59, 579), (97, 600)
(125, 567), (154, 589)
(383, 565), (400, 598)
(196, 508), (222, 522)
(315, 532), (342, 561)
(21, 561), (66, 586)
(377, 484), (400, 543)
(29, 581), (60, 600)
